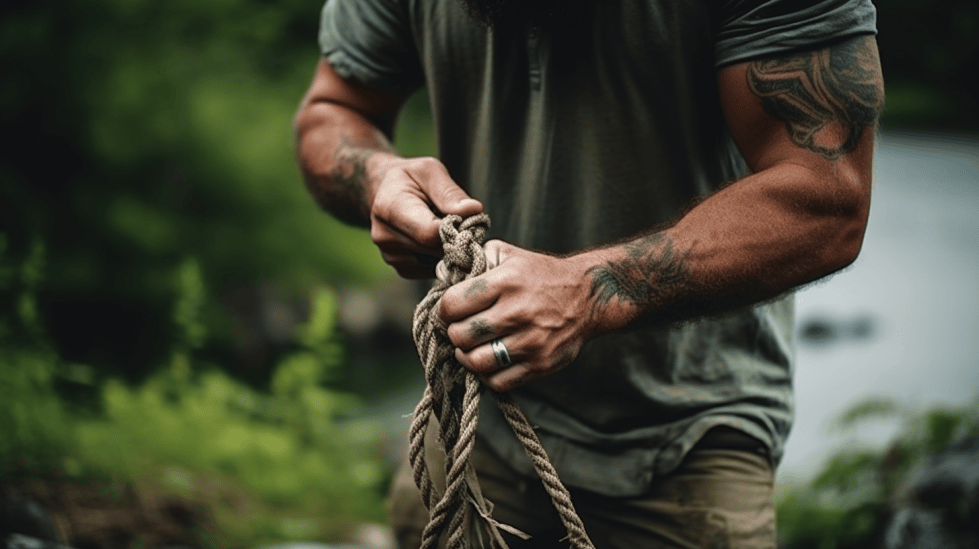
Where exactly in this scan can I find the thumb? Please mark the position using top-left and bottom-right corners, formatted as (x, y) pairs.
(421, 169), (483, 218)
(483, 239), (513, 270)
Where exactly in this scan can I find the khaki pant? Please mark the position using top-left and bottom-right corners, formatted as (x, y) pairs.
(388, 428), (777, 549)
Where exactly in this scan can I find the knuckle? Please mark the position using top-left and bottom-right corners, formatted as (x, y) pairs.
(370, 203), (396, 232)
(446, 323), (464, 347)
(453, 348), (469, 368)
(438, 288), (458, 320)
(370, 224), (396, 247)
(371, 183), (397, 211)
(487, 239), (511, 255)
(486, 378), (508, 393)
(493, 266), (520, 290)
(412, 156), (443, 173)
(525, 359), (547, 375)
(483, 240), (502, 255)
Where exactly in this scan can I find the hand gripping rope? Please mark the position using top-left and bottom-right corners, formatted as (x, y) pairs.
(410, 214), (595, 549)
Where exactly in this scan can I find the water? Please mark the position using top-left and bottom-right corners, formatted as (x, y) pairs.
(778, 130), (979, 482)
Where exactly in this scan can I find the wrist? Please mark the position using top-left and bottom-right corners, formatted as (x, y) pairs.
(570, 248), (639, 337)
(360, 150), (406, 211)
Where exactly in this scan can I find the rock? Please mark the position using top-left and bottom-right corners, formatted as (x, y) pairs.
(4, 533), (76, 549)
(884, 435), (979, 549)
(1, 496), (60, 546)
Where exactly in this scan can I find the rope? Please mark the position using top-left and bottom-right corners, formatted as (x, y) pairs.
(410, 214), (596, 549)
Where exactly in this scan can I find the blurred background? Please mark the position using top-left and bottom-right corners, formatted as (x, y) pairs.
(1, 1), (976, 548)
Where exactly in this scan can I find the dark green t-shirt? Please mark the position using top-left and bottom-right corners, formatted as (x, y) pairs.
(319, 0), (876, 496)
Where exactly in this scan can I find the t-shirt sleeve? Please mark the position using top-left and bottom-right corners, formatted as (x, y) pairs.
(318, 0), (424, 97)
(714, 0), (877, 68)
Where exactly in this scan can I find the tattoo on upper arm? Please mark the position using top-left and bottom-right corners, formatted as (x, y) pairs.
(587, 233), (690, 310)
(746, 36), (884, 160)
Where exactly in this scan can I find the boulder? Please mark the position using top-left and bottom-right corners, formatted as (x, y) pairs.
(884, 435), (979, 549)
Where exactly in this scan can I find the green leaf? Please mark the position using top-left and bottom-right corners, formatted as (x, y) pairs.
(833, 397), (901, 432)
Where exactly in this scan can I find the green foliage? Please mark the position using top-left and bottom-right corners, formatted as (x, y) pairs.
(2, 0), (432, 543)
(0, 347), (74, 477)
(874, 0), (979, 130)
(71, 352), (385, 546)
(0, 236), (74, 476)
(0, 0), (399, 383)
(777, 396), (979, 549)
(0, 239), (386, 546)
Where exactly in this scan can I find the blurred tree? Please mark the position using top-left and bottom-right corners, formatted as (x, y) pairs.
(874, 0), (979, 131)
(0, 0), (395, 386)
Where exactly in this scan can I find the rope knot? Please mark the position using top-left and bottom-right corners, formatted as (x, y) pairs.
(438, 214), (490, 286)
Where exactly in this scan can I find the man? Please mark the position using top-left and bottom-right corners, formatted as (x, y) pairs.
(295, 0), (884, 547)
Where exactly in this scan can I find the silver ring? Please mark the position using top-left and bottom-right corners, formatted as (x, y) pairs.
(491, 339), (512, 369)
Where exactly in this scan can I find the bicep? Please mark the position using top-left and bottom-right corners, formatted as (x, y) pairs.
(718, 35), (884, 175)
(299, 58), (406, 138)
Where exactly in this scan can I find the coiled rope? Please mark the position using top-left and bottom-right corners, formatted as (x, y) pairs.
(410, 214), (595, 549)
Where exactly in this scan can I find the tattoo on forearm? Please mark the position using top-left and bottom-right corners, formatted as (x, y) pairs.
(322, 136), (377, 224)
(747, 36), (884, 160)
(587, 233), (690, 311)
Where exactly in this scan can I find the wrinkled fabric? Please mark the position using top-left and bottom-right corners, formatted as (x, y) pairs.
(320, 0), (876, 496)
(388, 428), (778, 548)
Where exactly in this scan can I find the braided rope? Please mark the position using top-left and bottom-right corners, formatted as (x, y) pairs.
(410, 214), (595, 549)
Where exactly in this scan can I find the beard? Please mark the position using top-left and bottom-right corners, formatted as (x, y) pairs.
(457, 0), (587, 28)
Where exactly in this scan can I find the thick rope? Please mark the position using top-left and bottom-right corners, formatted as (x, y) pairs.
(410, 214), (595, 549)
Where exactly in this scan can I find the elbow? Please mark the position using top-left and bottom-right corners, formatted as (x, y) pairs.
(822, 177), (872, 273)
(832, 214), (868, 271)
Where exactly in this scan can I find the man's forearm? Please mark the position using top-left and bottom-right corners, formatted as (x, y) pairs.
(583, 36), (882, 331)
(581, 161), (870, 330)
(295, 101), (400, 227)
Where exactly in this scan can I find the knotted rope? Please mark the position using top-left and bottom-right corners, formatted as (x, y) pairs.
(410, 214), (595, 549)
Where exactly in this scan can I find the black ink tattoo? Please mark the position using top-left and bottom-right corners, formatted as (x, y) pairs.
(587, 233), (690, 310)
(322, 136), (376, 225)
(747, 36), (884, 160)
(469, 318), (494, 340)
(464, 279), (489, 300)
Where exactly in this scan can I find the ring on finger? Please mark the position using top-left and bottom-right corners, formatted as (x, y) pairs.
(491, 338), (512, 369)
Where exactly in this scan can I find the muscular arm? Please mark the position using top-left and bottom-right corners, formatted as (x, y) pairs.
(295, 59), (402, 226)
(585, 35), (884, 327)
(441, 35), (884, 391)
(295, 59), (483, 278)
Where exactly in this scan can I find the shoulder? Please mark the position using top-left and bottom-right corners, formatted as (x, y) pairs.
(714, 0), (878, 68)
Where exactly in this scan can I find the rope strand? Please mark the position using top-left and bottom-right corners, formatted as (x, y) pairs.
(410, 214), (596, 549)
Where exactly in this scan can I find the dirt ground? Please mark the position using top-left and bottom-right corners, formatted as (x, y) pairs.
(2, 479), (210, 549)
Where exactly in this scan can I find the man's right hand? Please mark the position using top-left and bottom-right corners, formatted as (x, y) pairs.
(296, 58), (482, 279)
(367, 155), (483, 279)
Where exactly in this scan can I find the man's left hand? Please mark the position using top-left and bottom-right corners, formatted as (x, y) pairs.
(438, 240), (604, 392)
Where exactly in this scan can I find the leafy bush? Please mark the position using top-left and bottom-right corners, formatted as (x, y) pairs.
(1, 0), (395, 386)
(0, 235), (75, 476)
(777, 396), (979, 549)
(1, 241), (387, 547)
